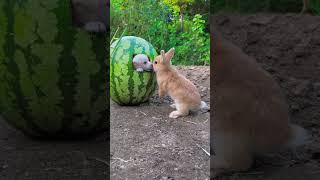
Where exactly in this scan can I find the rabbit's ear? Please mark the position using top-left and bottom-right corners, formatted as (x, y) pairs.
(160, 50), (166, 63)
(165, 48), (175, 62)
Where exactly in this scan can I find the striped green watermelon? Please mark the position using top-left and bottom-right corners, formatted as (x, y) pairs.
(0, 0), (108, 138)
(110, 36), (157, 105)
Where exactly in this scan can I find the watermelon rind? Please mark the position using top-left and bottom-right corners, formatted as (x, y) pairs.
(0, 0), (109, 139)
(110, 36), (157, 105)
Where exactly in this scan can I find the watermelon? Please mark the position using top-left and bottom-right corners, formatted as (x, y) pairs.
(110, 36), (157, 105)
(0, 0), (108, 138)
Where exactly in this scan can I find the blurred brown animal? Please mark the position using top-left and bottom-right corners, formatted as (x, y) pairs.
(211, 18), (309, 177)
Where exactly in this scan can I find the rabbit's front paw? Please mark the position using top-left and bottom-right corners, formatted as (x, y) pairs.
(169, 111), (181, 118)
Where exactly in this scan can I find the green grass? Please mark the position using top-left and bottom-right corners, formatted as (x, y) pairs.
(211, 0), (320, 15)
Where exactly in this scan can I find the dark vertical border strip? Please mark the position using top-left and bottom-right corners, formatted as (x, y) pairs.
(127, 37), (135, 104)
(90, 33), (109, 132)
(209, 0), (213, 178)
(0, 0), (9, 113)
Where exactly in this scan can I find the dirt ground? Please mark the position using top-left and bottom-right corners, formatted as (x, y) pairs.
(0, 118), (108, 180)
(110, 66), (210, 180)
(212, 13), (320, 179)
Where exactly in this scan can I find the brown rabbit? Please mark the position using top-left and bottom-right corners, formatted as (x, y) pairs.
(211, 22), (309, 177)
(153, 48), (209, 119)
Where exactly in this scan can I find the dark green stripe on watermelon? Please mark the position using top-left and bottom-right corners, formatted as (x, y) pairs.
(142, 43), (157, 102)
(137, 70), (146, 103)
(144, 43), (157, 101)
(126, 38), (135, 104)
(55, 0), (78, 135)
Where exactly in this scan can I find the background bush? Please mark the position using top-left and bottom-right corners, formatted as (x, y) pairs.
(111, 0), (210, 65)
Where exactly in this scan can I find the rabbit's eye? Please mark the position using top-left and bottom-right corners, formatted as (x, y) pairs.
(144, 62), (147, 64)
(154, 61), (157, 64)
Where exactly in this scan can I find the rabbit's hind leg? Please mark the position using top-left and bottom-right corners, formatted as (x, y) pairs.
(169, 103), (189, 118)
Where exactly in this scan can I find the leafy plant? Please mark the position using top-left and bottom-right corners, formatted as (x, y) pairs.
(110, 0), (210, 65)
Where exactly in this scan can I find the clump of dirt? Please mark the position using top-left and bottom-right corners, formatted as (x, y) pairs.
(213, 13), (320, 179)
(110, 66), (210, 179)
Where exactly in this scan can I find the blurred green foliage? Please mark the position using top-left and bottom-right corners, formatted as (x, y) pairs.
(111, 0), (210, 65)
(211, 0), (320, 15)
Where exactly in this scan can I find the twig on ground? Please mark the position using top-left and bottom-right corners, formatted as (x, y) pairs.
(184, 120), (197, 125)
(91, 157), (110, 166)
(112, 157), (133, 163)
(196, 143), (210, 156)
(152, 116), (162, 120)
(139, 111), (147, 116)
(85, 156), (110, 166)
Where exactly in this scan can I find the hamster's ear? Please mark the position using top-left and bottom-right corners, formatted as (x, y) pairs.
(146, 55), (151, 62)
(132, 54), (137, 59)
(165, 48), (175, 62)
(160, 50), (165, 63)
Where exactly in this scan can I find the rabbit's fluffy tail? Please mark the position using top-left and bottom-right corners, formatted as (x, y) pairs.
(285, 124), (310, 148)
(200, 101), (210, 111)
